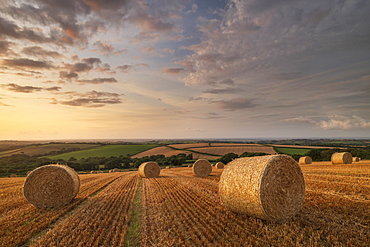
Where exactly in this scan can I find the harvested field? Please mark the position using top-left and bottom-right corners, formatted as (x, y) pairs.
(271, 144), (344, 149)
(1, 161), (369, 246)
(0, 143), (100, 157)
(132, 146), (218, 160)
(190, 145), (277, 156)
(167, 143), (210, 149)
(131, 146), (193, 158)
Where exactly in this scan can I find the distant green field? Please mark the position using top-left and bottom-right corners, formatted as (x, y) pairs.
(47, 144), (158, 160)
(274, 147), (310, 155)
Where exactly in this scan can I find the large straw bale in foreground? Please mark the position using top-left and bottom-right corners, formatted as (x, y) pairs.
(192, 159), (212, 177)
(298, 156), (312, 165)
(138, 162), (160, 178)
(23, 164), (80, 208)
(219, 155), (305, 221)
(215, 162), (225, 169)
(331, 152), (352, 164)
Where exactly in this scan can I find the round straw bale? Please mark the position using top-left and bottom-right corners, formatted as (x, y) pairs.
(331, 152), (352, 164)
(352, 157), (360, 162)
(23, 164), (80, 208)
(298, 156), (312, 165)
(215, 162), (225, 169)
(219, 155), (305, 221)
(192, 159), (212, 177)
(10, 174), (17, 178)
(138, 162), (160, 178)
(113, 168), (119, 172)
(187, 164), (193, 168)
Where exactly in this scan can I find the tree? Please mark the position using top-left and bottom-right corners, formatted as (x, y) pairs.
(219, 153), (238, 164)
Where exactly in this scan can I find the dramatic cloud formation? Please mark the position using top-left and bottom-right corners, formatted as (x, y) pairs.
(0, 0), (369, 139)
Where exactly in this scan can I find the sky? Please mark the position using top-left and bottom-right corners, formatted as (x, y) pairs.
(0, 0), (369, 140)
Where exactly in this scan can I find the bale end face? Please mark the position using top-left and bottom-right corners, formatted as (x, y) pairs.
(192, 159), (212, 177)
(23, 164), (80, 208)
(138, 162), (160, 178)
(215, 162), (225, 169)
(219, 155), (305, 221)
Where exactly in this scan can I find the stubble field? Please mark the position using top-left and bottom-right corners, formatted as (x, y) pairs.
(0, 160), (369, 246)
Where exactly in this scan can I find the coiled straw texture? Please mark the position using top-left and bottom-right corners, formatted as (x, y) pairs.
(219, 155), (305, 221)
(23, 164), (80, 208)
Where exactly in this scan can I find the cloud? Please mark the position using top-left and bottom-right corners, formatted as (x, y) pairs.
(92, 41), (127, 56)
(22, 46), (64, 58)
(0, 40), (16, 56)
(202, 87), (241, 94)
(185, 3), (198, 15)
(59, 71), (79, 80)
(1, 58), (53, 69)
(177, 0), (370, 86)
(1, 83), (43, 93)
(52, 90), (123, 108)
(162, 67), (186, 74)
(77, 77), (118, 84)
(0, 16), (50, 43)
(116, 63), (149, 73)
(286, 115), (370, 130)
(59, 57), (103, 79)
(213, 98), (257, 111)
(44, 86), (62, 91)
(0, 101), (12, 107)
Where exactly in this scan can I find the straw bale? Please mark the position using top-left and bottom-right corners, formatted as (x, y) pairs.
(187, 164), (193, 168)
(215, 162), (225, 169)
(113, 168), (119, 172)
(331, 152), (352, 164)
(138, 162), (160, 178)
(192, 159), (212, 177)
(10, 174), (17, 178)
(298, 156), (312, 165)
(219, 155), (305, 221)
(352, 157), (360, 162)
(23, 164), (80, 208)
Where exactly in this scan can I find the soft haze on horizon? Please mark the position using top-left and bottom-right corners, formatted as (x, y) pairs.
(0, 0), (369, 140)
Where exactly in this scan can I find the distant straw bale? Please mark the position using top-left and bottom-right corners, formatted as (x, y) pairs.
(138, 162), (160, 178)
(9, 174), (17, 178)
(352, 157), (360, 162)
(215, 162), (225, 169)
(298, 156), (312, 165)
(219, 155), (305, 221)
(331, 152), (352, 164)
(187, 164), (193, 168)
(23, 164), (80, 208)
(113, 168), (119, 172)
(192, 159), (212, 177)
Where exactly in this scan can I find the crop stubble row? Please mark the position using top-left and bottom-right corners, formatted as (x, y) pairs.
(0, 162), (369, 246)
(30, 172), (138, 247)
(0, 172), (123, 247)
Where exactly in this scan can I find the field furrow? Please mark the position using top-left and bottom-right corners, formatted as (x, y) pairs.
(29, 172), (138, 247)
(0, 173), (122, 247)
